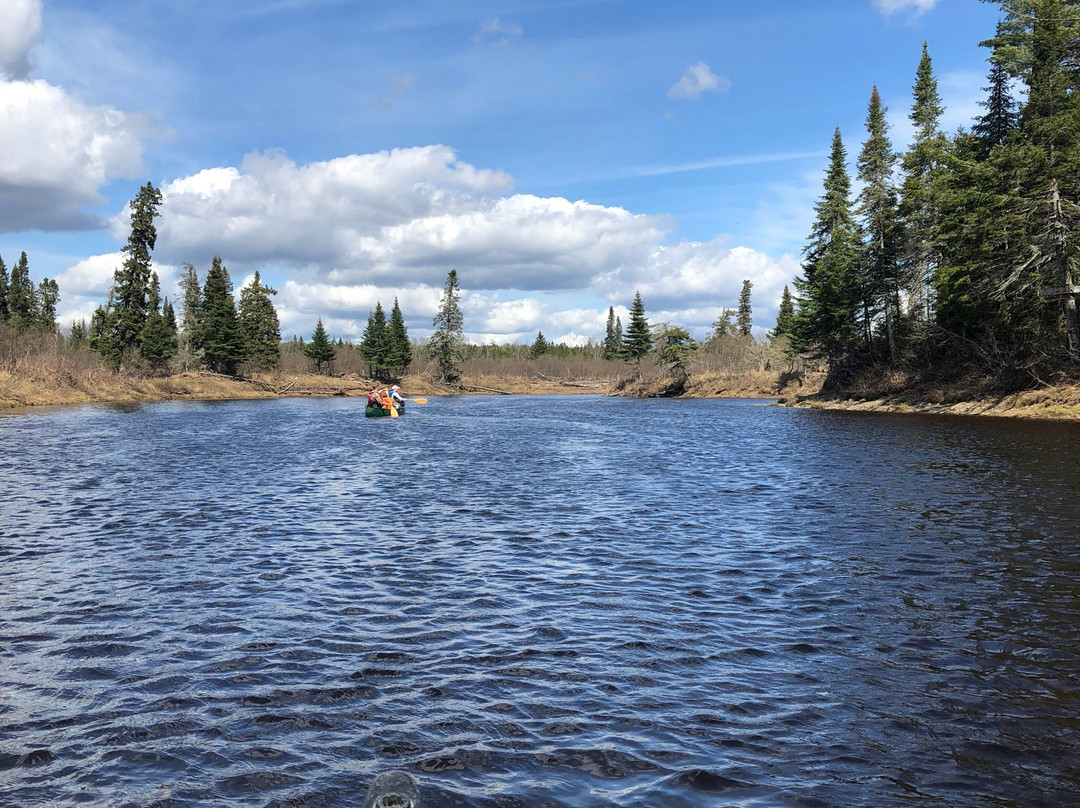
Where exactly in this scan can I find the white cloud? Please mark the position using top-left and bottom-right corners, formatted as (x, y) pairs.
(53, 251), (180, 326)
(0, 78), (151, 232)
(872, 0), (940, 16)
(474, 17), (523, 47)
(0, 0), (41, 80)
(667, 62), (730, 100)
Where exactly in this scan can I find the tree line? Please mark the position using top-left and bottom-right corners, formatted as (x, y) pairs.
(0, 251), (61, 333)
(791, 0), (1080, 388)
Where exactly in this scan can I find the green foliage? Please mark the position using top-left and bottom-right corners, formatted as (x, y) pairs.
(102, 182), (162, 366)
(793, 127), (862, 366)
(736, 279), (753, 336)
(69, 319), (88, 348)
(304, 317), (336, 373)
(200, 257), (246, 375)
(360, 301), (389, 379)
(238, 270), (281, 370)
(8, 252), (35, 327)
(530, 330), (549, 358)
(772, 286), (796, 339)
(386, 297), (412, 379)
(140, 274), (179, 371)
(624, 290), (652, 362)
(431, 269), (463, 383)
(654, 325), (696, 374)
(711, 308), (737, 338)
(0, 254), (9, 322)
(602, 306), (624, 359)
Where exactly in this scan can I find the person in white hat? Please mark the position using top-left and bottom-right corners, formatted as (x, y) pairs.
(388, 384), (405, 407)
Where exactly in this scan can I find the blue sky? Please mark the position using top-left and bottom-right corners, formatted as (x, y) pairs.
(1, 0), (1004, 343)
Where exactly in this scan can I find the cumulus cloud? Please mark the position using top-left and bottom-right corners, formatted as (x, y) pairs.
(0, 0), (42, 80)
(667, 62), (730, 100)
(0, 0), (154, 233)
(0, 79), (150, 232)
(872, 0), (939, 16)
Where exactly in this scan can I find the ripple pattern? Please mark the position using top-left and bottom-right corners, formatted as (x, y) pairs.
(2, 396), (1080, 807)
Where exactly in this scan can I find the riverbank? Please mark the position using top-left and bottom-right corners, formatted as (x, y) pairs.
(0, 367), (614, 411)
(781, 382), (1080, 420)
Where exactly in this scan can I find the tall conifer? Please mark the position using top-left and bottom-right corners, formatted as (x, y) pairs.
(360, 301), (389, 379)
(624, 290), (653, 364)
(386, 297), (412, 379)
(238, 270), (281, 370)
(0, 254), (9, 322)
(200, 257), (246, 375)
(737, 279), (753, 337)
(305, 318), (336, 374)
(107, 182), (162, 365)
(431, 269), (463, 383)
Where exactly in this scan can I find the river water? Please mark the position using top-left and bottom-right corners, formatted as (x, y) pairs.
(1, 395), (1078, 807)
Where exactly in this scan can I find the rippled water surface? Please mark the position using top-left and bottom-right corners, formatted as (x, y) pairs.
(2, 396), (1080, 807)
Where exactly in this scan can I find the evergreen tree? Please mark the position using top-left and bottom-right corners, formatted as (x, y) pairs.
(139, 273), (179, 371)
(900, 44), (950, 325)
(8, 252), (35, 327)
(431, 269), (463, 383)
(200, 256), (246, 375)
(360, 301), (389, 379)
(654, 325), (696, 376)
(772, 286), (796, 338)
(106, 182), (162, 365)
(36, 278), (59, 331)
(973, 27), (1020, 152)
(857, 85), (902, 360)
(602, 306), (619, 359)
(88, 293), (114, 355)
(238, 270), (281, 370)
(711, 308), (737, 338)
(304, 318), (336, 373)
(386, 297), (412, 379)
(793, 126), (862, 366)
(736, 279), (753, 336)
(530, 331), (549, 358)
(69, 319), (88, 348)
(623, 290), (653, 364)
(0, 254), (9, 322)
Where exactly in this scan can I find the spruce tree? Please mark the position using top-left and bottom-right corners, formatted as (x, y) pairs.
(238, 270), (281, 370)
(624, 290), (653, 364)
(530, 331), (549, 358)
(36, 278), (59, 331)
(69, 320), (88, 348)
(900, 44), (950, 325)
(200, 256), (246, 375)
(793, 126), (862, 366)
(107, 182), (162, 365)
(360, 301), (389, 379)
(140, 274), (179, 371)
(602, 306), (618, 359)
(973, 28), (1020, 152)
(857, 86), (901, 360)
(772, 286), (796, 339)
(386, 297), (412, 379)
(431, 269), (463, 383)
(654, 326), (696, 377)
(8, 252), (35, 327)
(0, 254), (9, 322)
(305, 318), (336, 374)
(613, 316), (625, 357)
(736, 279), (753, 336)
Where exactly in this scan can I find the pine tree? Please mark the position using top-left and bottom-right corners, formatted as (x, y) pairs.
(857, 85), (902, 360)
(793, 126), (862, 366)
(431, 269), (463, 383)
(8, 252), (35, 327)
(530, 331), (549, 358)
(238, 270), (281, 370)
(304, 318), (336, 374)
(613, 316), (624, 356)
(360, 301), (389, 379)
(711, 309), (737, 338)
(386, 297), (412, 379)
(0, 254), (9, 323)
(107, 182), (162, 365)
(654, 325), (696, 377)
(772, 286), (796, 338)
(69, 319), (88, 348)
(623, 290), (652, 365)
(200, 256), (246, 375)
(736, 279), (753, 336)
